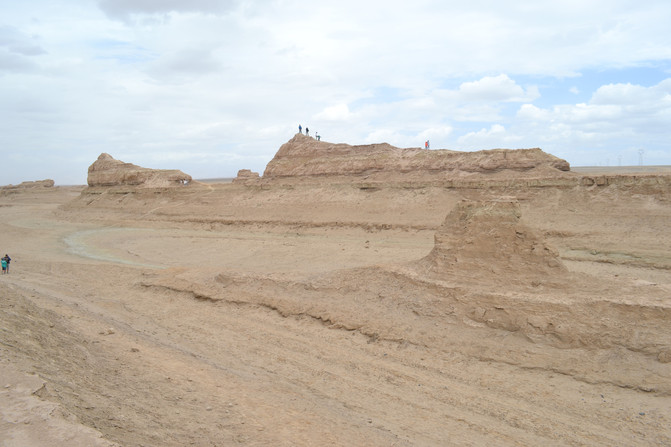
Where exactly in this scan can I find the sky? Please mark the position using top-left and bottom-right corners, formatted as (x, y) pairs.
(1, 0), (671, 185)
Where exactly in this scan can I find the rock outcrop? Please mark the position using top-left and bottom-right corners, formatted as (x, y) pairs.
(419, 200), (566, 283)
(87, 153), (192, 188)
(2, 179), (55, 189)
(263, 134), (570, 180)
(232, 169), (260, 183)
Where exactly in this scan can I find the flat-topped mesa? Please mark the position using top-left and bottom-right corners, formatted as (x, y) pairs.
(87, 153), (192, 188)
(418, 200), (567, 284)
(263, 133), (570, 180)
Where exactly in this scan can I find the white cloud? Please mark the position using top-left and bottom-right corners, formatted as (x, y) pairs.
(2, 0), (671, 184)
(98, 0), (239, 21)
(509, 78), (671, 165)
(0, 25), (47, 55)
(456, 74), (539, 102)
(419, 126), (453, 143)
(591, 83), (657, 105)
(0, 25), (46, 73)
(315, 104), (352, 121)
(147, 45), (222, 80)
(518, 79), (671, 133)
(457, 124), (524, 149)
(516, 104), (550, 121)
(0, 48), (38, 72)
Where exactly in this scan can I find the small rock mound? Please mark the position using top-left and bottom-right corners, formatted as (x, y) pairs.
(87, 153), (192, 187)
(419, 200), (566, 283)
(232, 169), (260, 183)
(263, 133), (570, 180)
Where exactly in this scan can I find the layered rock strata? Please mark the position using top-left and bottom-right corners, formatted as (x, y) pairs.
(263, 134), (570, 179)
(87, 153), (192, 187)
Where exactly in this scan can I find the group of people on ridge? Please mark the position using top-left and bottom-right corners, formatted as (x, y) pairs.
(1, 254), (11, 274)
(299, 124), (427, 147)
(298, 124), (320, 141)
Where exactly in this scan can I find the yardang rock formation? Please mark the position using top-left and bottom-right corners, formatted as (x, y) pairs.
(419, 200), (566, 285)
(263, 133), (570, 180)
(87, 153), (192, 188)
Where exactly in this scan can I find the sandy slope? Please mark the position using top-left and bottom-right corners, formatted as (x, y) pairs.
(1, 174), (670, 446)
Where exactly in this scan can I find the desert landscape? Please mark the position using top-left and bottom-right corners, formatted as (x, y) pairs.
(1, 134), (670, 446)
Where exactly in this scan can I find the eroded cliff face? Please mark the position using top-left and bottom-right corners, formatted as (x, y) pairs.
(87, 153), (192, 188)
(263, 134), (570, 180)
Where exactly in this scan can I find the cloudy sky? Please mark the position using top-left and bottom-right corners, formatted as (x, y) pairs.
(2, 0), (671, 184)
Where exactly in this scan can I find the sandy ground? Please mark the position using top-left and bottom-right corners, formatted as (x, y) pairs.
(1, 173), (670, 446)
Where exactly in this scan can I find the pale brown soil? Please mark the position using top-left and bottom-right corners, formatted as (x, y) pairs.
(1, 170), (670, 446)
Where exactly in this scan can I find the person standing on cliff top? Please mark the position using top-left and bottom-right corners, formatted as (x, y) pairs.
(298, 124), (302, 134)
(305, 127), (309, 136)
